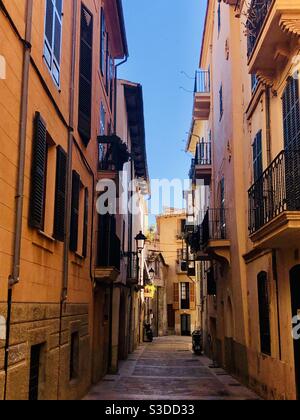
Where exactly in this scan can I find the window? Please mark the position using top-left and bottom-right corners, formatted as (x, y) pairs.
(70, 332), (79, 381)
(44, 0), (63, 86)
(181, 282), (190, 310)
(100, 8), (106, 75)
(78, 5), (93, 146)
(53, 146), (67, 241)
(217, 2), (221, 35)
(220, 177), (226, 238)
(109, 56), (115, 111)
(257, 272), (271, 356)
(251, 74), (259, 92)
(253, 131), (263, 182)
(70, 171), (81, 252)
(29, 113), (56, 236)
(29, 344), (44, 401)
(100, 102), (106, 135)
(219, 84), (223, 120)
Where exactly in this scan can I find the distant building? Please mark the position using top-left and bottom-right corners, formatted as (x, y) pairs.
(156, 210), (200, 336)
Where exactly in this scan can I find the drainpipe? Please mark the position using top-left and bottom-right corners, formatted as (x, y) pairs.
(113, 57), (128, 133)
(272, 250), (282, 361)
(265, 87), (272, 166)
(57, 0), (77, 399)
(3, 0), (33, 401)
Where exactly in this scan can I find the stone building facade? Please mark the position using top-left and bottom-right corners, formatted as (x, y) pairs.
(186, 0), (300, 400)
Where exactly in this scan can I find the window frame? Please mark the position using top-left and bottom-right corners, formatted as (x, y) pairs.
(43, 0), (63, 87)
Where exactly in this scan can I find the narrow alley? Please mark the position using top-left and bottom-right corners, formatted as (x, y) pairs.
(84, 337), (259, 401)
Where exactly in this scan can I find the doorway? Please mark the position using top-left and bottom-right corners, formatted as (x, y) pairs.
(181, 314), (191, 336)
(290, 265), (300, 399)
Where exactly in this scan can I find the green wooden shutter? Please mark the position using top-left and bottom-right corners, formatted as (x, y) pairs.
(29, 112), (47, 230)
(53, 146), (67, 241)
(70, 171), (80, 252)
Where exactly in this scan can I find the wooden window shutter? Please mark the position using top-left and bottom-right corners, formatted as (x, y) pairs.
(70, 171), (81, 252)
(78, 5), (93, 146)
(190, 282), (196, 310)
(53, 146), (67, 241)
(29, 112), (47, 230)
(82, 188), (89, 258)
(173, 283), (179, 310)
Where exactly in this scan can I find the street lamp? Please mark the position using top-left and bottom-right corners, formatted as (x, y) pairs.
(135, 231), (147, 254)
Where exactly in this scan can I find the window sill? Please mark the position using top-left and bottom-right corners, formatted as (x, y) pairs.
(38, 230), (56, 243)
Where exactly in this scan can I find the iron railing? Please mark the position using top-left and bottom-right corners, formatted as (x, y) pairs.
(247, 0), (273, 57)
(248, 150), (300, 234)
(201, 208), (227, 247)
(98, 135), (130, 171)
(194, 70), (210, 94)
(189, 142), (212, 179)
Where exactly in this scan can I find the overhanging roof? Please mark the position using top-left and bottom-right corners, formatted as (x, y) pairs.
(124, 82), (149, 183)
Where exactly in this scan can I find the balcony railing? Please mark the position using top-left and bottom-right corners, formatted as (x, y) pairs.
(247, 0), (273, 57)
(98, 135), (130, 172)
(194, 70), (210, 94)
(201, 208), (227, 247)
(189, 142), (212, 180)
(248, 150), (300, 234)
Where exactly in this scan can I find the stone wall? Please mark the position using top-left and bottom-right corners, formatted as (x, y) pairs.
(0, 302), (90, 400)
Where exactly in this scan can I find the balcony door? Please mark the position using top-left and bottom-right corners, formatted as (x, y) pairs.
(181, 314), (191, 337)
(290, 265), (300, 399)
(283, 76), (300, 210)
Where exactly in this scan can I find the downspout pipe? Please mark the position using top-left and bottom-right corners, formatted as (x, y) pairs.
(61, 0), (77, 303)
(3, 0), (34, 400)
(113, 56), (128, 133)
(8, 0), (33, 287)
(57, 0), (77, 400)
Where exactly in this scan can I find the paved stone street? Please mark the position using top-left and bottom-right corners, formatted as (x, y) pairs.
(84, 336), (260, 400)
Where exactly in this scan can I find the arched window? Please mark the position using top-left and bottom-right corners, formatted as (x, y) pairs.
(257, 272), (271, 356)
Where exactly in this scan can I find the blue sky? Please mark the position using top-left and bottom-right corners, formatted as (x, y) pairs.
(119, 0), (206, 218)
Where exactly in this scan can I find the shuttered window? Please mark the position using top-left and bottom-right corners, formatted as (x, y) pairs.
(78, 5), (93, 146)
(190, 283), (196, 310)
(29, 113), (48, 230)
(253, 130), (263, 182)
(44, 0), (63, 86)
(219, 84), (223, 120)
(53, 146), (67, 241)
(283, 77), (300, 209)
(173, 283), (179, 310)
(70, 171), (81, 252)
(82, 188), (89, 258)
(257, 272), (271, 356)
(100, 8), (106, 75)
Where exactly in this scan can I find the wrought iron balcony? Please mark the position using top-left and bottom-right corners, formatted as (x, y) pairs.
(246, 0), (300, 85)
(200, 208), (230, 264)
(98, 134), (130, 172)
(194, 70), (210, 94)
(247, 0), (273, 58)
(193, 70), (211, 120)
(201, 208), (227, 247)
(189, 142), (212, 186)
(248, 150), (300, 237)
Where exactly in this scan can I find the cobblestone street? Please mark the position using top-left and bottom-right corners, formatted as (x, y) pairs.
(84, 337), (260, 400)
